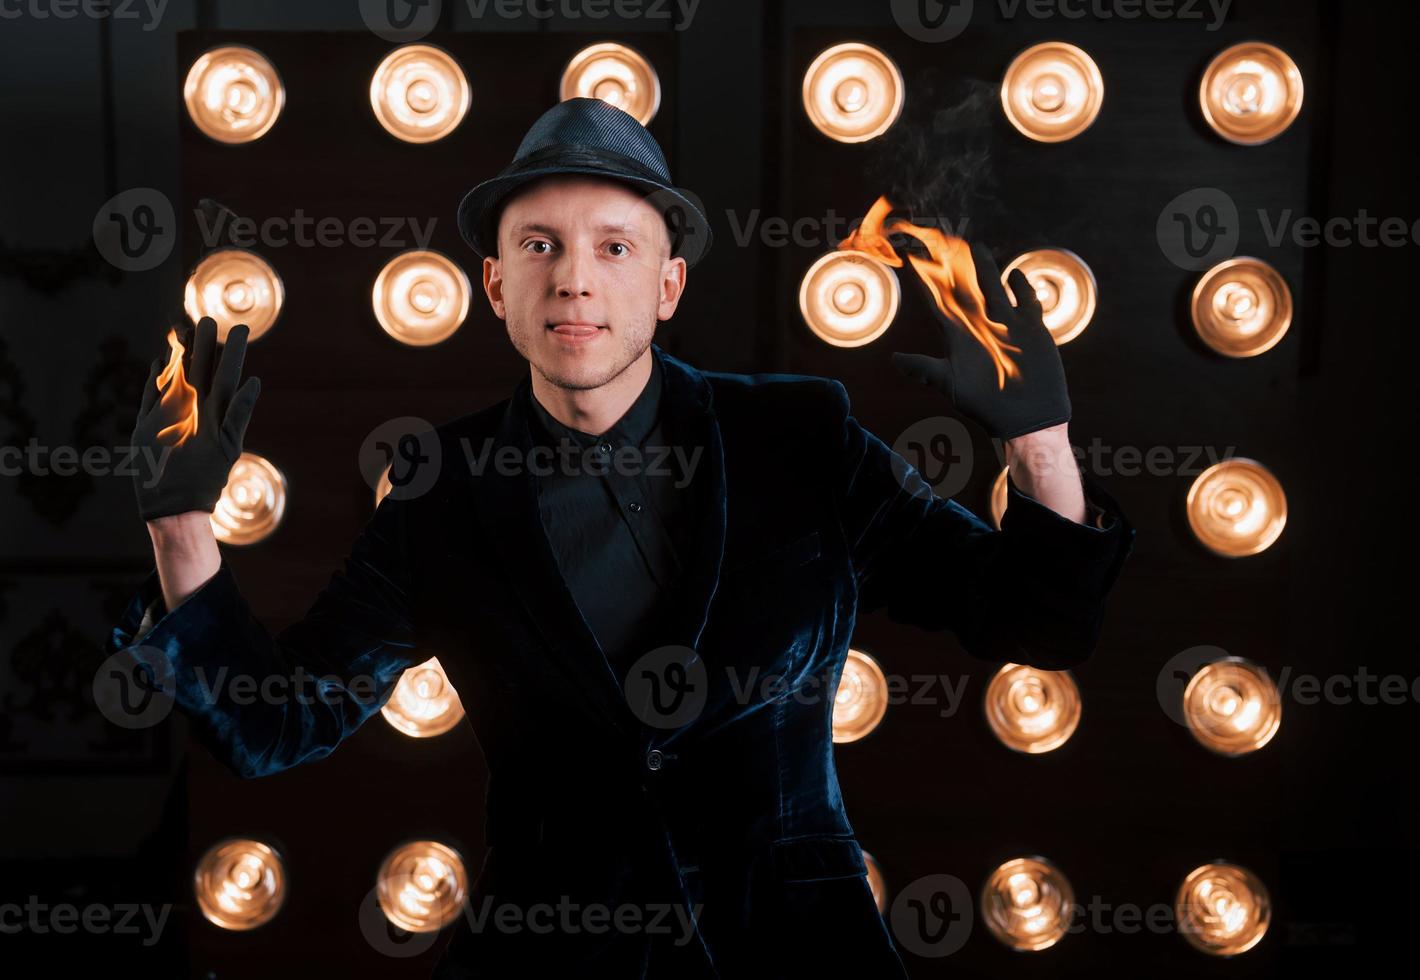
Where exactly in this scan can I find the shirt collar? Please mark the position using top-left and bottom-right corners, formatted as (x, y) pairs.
(526, 351), (664, 449)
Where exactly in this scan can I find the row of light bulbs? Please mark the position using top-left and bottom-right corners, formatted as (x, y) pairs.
(804, 39), (1303, 145)
(182, 226), (1297, 362)
(312, 638), (1285, 755)
(184, 41), (660, 144)
(187, 36), (1303, 149)
(834, 647), (1282, 756)
(185, 247), (467, 348)
(210, 448), (1283, 563)
(801, 245), (1294, 359)
(193, 835), (1268, 956)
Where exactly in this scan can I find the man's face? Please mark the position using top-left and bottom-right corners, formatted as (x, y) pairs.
(482, 174), (686, 391)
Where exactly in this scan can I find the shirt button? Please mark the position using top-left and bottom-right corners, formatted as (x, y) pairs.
(629, 501), (643, 514)
(598, 441), (612, 454)
(646, 749), (664, 771)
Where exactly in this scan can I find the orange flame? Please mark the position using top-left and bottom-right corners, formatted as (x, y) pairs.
(155, 328), (199, 447)
(839, 195), (1022, 388)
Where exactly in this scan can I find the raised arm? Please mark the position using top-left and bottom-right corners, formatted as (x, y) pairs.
(109, 315), (420, 777)
(832, 383), (1132, 669)
(108, 492), (421, 779)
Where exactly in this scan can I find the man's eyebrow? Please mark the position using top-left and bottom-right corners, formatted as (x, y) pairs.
(510, 221), (646, 238)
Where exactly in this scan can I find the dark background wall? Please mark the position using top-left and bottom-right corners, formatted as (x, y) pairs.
(1, 1), (1413, 976)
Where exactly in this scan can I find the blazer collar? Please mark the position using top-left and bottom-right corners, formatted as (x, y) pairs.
(472, 343), (726, 740)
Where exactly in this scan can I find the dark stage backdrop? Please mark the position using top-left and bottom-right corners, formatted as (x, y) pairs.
(2, 1), (1413, 977)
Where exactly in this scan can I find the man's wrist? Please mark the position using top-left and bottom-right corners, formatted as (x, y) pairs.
(1004, 422), (1073, 473)
(146, 511), (215, 553)
(1003, 423), (1088, 524)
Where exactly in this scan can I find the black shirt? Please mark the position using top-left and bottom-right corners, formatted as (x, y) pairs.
(524, 354), (693, 680)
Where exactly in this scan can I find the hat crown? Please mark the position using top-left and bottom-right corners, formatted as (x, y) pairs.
(513, 97), (670, 180)
(456, 96), (713, 267)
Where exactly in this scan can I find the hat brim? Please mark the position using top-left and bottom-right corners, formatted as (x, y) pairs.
(457, 166), (713, 270)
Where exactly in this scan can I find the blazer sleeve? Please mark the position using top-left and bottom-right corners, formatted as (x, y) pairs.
(104, 494), (421, 778)
(829, 380), (1135, 670)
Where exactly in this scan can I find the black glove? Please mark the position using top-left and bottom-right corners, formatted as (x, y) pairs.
(891, 242), (1071, 441)
(131, 316), (261, 522)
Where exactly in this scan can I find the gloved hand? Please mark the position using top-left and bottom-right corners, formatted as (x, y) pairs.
(891, 242), (1071, 441)
(131, 316), (261, 522)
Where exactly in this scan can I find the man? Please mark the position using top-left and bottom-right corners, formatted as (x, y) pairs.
(109, 98), (1134, 977)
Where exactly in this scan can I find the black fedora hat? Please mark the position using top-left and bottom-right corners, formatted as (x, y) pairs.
(456, 97), (713, 269)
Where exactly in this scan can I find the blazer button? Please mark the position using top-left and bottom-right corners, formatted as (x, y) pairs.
(646, 749), (664, 771)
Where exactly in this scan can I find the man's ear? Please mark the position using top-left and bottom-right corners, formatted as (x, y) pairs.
(656, 254), (687, 322)
(482, 255), (506, 320)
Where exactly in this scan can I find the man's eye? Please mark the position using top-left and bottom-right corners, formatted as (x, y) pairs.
(526, 241), (551, 254)
(608, 242), (629, 257)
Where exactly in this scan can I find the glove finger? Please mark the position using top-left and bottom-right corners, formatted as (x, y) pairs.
(910, 272), (970, 355)
(137, 355), (166, 419)
(220, 375), (261, 458)
(891, 351), (955, 398)
(970, 242), (1015, 326)
(209, 323), (252, 422)
(188, 317), (218, 402)
(1005, 268), (1045, 323)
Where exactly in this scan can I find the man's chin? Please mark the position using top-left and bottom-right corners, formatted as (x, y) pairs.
(512, 324), (653, 391)
(530, 344), (618, 391)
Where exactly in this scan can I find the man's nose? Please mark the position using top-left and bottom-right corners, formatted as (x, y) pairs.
(554, 247), (594, 298)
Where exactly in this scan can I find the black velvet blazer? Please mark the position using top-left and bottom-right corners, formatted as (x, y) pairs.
(107, 343), (1135, 978)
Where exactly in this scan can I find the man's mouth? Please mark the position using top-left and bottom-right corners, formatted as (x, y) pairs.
(546, 322), (606, 339)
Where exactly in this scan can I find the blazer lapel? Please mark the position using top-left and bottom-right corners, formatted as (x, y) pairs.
(652, 345), (727, 654)
(468, 344), (727, 739)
